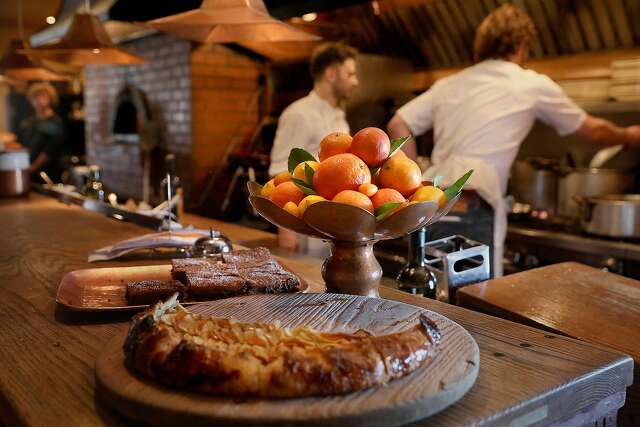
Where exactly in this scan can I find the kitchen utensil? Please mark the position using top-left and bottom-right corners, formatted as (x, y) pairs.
(56, 262), (310, 311)
(577, 194), (640, 238)
(192, 228), (233, 257)
(557, 168), (634, 219)
(248, 181), (460, 297)
(95, 293), (479, 427)
(0, 149), (30, 197)
(589, 145), (625, 168)
(510, 158), (558, 214)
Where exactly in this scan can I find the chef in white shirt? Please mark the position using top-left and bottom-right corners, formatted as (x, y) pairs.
(388, 4), (640, 276)
(268, 42), (359, 176)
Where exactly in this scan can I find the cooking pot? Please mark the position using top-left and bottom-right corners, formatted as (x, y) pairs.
(0, 150), (30, 197)
(557, 168), (634, 219)
(577, 194), (640, 238)
(510, 158), (558, 214)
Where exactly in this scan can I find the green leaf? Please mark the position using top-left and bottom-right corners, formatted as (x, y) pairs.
(374, 201), (402, 222)
(304, 163), (315, 186)
(291, 178), (318, 196)
(388, 136), (411, 158)
(443, 169), (474, 201)
(288, 148), (316, 174)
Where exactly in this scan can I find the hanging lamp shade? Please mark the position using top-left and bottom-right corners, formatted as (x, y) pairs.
(0, 40), (68, 81)
(19, 13), (145, 66)
(145, 0), (320, 43)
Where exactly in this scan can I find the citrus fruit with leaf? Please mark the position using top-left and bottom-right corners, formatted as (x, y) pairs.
(270, 181), (305, 208)
(350, 127), (390, 167)
(292, 160), (319, 185)
(410, 185), (446, 208)
(313, 153), (371, 200)
(370, 188), (405, 211)
(273, 171), (292, 186)
(260, 179), (276, 198)
(378, 155), (422, 197)
(318, 132), (353, 161)
(332, 190), (374, 213)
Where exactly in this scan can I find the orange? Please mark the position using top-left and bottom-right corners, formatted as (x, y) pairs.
(350, 127), (390, 167)
(298, 195), (326, 217)
(270, 181), (305, 208)
(292, 160), (319, 185)
(260, 179), (276, 198)
(358, 183), (378, 197)
(378, 155), (422, 197)
(332, 190), (374, 213)
(283, 201), (300, 218)
(313, 153), (371, 200)
(370, 188), (405, 211)
(410, 185), (447, 208)
(273, 171), (292, 186)
(318, 132), (353, 161)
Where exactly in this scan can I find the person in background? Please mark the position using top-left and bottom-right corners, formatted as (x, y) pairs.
(387, 4), (640, 276)
(19, 82), (65, 182)
(268, 42), (359, 176)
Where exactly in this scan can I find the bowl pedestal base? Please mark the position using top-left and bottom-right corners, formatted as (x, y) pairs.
(321, 241), (382, 297)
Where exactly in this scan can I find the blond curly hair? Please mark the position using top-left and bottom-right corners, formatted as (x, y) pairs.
(473, 4), (537, 62)
(26, 82), (59, 106)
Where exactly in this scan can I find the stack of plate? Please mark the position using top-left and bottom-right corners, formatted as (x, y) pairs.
(557, 79), (610, 104)
(609, 57), (640, 101)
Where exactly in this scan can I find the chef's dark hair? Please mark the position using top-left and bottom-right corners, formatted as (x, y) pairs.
(474, 4), (536, 62)
(310, 42), (357, 81)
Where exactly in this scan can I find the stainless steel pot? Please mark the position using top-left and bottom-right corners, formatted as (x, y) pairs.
(0, 150), (30, 197)
(510, 158), (558, 214)
(558, 168), (634, 219)
(578, 194), (640, 238)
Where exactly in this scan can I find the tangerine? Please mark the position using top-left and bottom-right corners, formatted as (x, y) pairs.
(283, 201), (300, 217)
(332, 190), (374, 213)
(260, 179), (276, 198)
(370, 188), (405, 211)
(313, 153), (371, 200)
(292, 160), (319, 185)
(378, 155), (422, 197)
(358, 183), (378, 197)
(273, 171), (292, 186)
(318, 132), (353, 161)
(298, 195), (326, 217)
(270, 181), (305, 208)
(410, 185), (447, 208)
(350, 127), (390, 167)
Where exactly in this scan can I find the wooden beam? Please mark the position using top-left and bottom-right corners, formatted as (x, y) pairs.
(411, 48), (640, 90)
(377, 0), (439, 14)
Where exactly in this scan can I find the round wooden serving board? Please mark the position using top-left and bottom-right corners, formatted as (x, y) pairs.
(95, 293), (479, 427)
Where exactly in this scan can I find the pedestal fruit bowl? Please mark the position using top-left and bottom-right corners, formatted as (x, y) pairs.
(248, 128), (472, 297)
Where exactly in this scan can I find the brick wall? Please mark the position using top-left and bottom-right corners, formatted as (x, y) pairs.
(190, 44), (263, 196)
(84, 33), (192, 202)
(84, 35), (263, 209)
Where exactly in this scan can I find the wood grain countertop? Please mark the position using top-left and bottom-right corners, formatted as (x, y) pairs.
(0, 194), (633, 427)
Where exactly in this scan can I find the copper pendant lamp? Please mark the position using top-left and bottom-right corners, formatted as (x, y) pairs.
(20, 8), (145, 66)
(1, 40), (69, 81)
(145, 0), (320, 43)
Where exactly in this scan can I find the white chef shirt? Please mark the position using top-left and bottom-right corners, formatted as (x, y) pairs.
(397, 59), (587, 195)
(269, 91), (349, 176)
(397, 59), (587, 277)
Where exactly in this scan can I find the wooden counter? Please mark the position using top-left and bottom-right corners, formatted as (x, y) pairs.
(0, 194), (633, 426)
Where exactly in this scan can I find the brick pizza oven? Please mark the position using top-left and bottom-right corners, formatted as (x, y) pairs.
(84, 33), (262, 205)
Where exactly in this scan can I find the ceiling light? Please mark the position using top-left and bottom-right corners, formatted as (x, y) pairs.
(45, 16), (56, 24)
(302, 13), (317, 22)
(144, 0), (320, 44)
(0, 40), (68, 81)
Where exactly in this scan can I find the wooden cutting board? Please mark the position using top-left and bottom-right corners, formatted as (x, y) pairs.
(95, 293), (479, 427)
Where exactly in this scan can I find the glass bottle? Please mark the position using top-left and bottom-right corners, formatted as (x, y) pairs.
(82, 165), (105, 202)
(396, 227), (437, 298)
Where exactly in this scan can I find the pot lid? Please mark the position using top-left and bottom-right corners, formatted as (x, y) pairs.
(19, 13), (146, 66)
(144, 0), (320, 43)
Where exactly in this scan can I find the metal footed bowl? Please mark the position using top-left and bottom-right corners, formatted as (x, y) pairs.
(247, 181), (460, 297)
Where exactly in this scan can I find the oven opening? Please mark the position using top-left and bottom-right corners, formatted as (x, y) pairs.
(111, 85), (151, 145)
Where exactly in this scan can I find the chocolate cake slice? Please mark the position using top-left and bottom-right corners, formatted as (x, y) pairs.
(185, 263), (247, 300)
(240, 263), (300, 294)
(126, 279), (186, 306)
(222, 247), (274, 269)
(171, 257), (222, 283)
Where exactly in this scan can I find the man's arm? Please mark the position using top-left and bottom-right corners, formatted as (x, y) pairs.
(387, 114), (418, 160)
(268, 111), (310, 177)
(574, 114), (640, 147)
